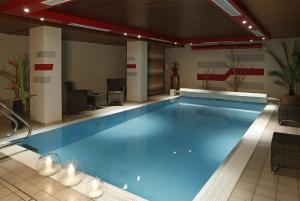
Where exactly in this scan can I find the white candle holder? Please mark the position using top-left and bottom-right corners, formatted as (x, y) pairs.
(36, 153), (61, 176)
(86, 177), (105, 199)
(58, 160), (82, 187)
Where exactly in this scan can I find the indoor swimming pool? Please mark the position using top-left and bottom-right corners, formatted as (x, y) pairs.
(20, 97), (266, 201)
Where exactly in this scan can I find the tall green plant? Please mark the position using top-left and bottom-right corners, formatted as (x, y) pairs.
(263, 42), (300, 95)
(201, 68), (215, 90)
(229, 50), (253, 92)
(0, 58), (32, 110)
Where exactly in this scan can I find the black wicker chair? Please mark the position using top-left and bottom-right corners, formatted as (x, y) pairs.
(278, 96), (300, 125)
(278, 104), (300, 125)
(65, 81), (87, 113)
(106, 79), (126, 106)
(65, 81), (101, 113)
(271, 132), (300, 173)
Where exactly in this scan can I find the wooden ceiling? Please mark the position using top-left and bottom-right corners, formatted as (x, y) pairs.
(49, 0), (248, 39)
(240, 0), (300, 38)
(0, 14), (129, 45)
(0, 0), (299, 45)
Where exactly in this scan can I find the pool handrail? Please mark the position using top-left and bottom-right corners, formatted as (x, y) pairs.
(0, 101), (32, 149)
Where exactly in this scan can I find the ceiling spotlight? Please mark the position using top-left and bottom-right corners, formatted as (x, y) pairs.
(137, 35), (141, 38)
(174, 42), (178, 45)
(23, 8), (30, 13)
(123, 32), (127, 36)
(40, 17), (45, 21)
(242, 20), (247, 24)
(248, 25), (253, 29)
(262, 37), (266, 40)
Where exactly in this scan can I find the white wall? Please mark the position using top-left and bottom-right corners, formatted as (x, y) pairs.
(0, 33), (126, 109)
(127, 41), (148, 102)
(165, 38), (300, 98)
(30, 26), (62, 124)
(62, 40), (126, 94)
(0, 33), (28, 102)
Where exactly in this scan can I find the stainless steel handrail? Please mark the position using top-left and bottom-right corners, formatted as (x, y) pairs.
(0, 102), (32, 149)
(0, 108), (18, 137)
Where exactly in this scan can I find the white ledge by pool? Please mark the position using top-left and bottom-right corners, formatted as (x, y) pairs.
(179, 88), (267, 104)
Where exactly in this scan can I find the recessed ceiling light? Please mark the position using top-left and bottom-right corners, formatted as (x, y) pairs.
(40, 17), (45, 21)
(174, 42), (178, 45)
(137, 35), (141, 38)
(262, 37), (266, 40)
(248, 25), (253, 29)
(242, 20), (247, 24)
(23, 8), (30, 13)
(123, 32), (127, 36)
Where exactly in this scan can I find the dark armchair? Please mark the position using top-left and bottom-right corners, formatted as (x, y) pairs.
(65, 81), (87, 113)
(106, 79), (126, 106)
(65, 81), (103, 113)
(278, 96), (300, 125)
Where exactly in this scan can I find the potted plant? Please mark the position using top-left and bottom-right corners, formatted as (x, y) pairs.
(0, 57), (34, 129)
(170, 61), (180, 90)
(229, 50), (253, 92)
(201, 68), (215, 90)
(263, 41), (300, 96)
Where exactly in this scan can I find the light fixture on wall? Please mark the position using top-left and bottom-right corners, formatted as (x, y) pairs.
(40, 17), (45, 21)
(36, 153), (61, 176)
(123, 32), (127, 36)
(42, 0), (72, 6)
(149, 37), (169, 43)
(174, 42), (178, 45)
(248, 25), (253, 29)
(137, 35), (141, 38)
(58, 160), (82, 186)
(86, 178), (105, 199)
(211, 0), (241, 16)
(251, 30), (264, 37)
(68, 23), (110, 32)
(242, 20), (247, 24)
(262, 37), (266, 40)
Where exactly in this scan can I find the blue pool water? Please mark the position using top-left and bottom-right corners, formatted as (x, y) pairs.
(21, 97), (265, 201)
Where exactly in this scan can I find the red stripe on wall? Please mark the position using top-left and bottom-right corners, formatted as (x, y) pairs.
(34, 64), (54, 71)
(192, 44), (263, 51)
(127, 64), (136, 69)
(197, 68), (264, 81)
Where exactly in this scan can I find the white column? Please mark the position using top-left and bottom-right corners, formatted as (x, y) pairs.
(126, 41), (148, 102)
(30, 26), (62, 124)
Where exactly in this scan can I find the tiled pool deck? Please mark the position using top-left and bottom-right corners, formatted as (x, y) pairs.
(0, 96), (299, 201)
(229, 108), (300, 201)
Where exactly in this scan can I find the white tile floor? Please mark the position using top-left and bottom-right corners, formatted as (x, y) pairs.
(229, 108), (300, 201)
